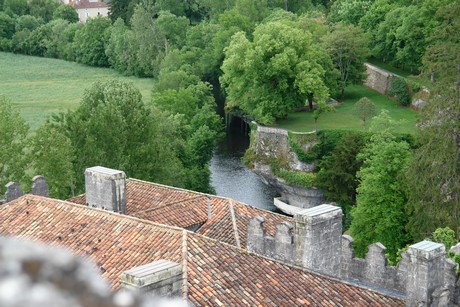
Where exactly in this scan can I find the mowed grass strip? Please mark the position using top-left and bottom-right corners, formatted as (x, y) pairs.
(273, 84), (418, 134)
(0, 52), (154, 130)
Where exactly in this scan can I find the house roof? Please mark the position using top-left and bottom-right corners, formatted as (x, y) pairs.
(69, 179), (291, 248)
(1, 194), (404, 306)
(69, 0), (109, 9)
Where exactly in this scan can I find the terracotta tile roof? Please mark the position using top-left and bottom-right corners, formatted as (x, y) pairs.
(0, 195), (182, 290)
(68, 179), (291, 247)
(0, 195), (404, 306)
(186, 235), (403, 306)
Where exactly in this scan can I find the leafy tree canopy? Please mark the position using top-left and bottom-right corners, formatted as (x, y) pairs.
(322, 23), (369, 100)
(349, 110), (412, 261)
(0, 96), (29, 196)
(221, 20), (331, 124)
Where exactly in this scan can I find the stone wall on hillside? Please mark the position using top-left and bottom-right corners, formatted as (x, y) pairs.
(364, 63), (395, 95)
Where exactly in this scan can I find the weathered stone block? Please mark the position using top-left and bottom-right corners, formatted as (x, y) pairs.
(294, 205), (342, 277)
(85, 166), (126, 214)
(5, 182), (22, 203)
(120, 260), (182, 297)
(274, 222), (294, 264)
(405, 241), (446, 307)
(364, 63), (394, 95)
(32, 176), (49, 197)
(247, 216), (266, 255)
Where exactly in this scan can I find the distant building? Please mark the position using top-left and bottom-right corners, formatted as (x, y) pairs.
(66, 0), (109, 23)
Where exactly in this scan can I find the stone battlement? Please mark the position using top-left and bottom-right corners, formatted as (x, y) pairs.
(248, 204), (460, 306)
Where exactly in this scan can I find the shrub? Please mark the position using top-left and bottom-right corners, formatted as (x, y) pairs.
(288, 132), (318, 163)
(388, 77), (411, 106)
(354, 97), (376, 128)
(432, 227), (456, 251)
(275, 170), (317, 188)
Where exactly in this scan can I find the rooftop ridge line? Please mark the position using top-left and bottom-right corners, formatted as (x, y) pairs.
(127, 178), (290, 219)
(131, 195), (207, 215)
(181, 230), (188, 299)
(229, 199), (241, 248)
(6, 194), (186, 234)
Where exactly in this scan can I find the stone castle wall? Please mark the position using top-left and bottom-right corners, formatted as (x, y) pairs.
(248, 205), (460, 306)
(364, 63), (395, 95)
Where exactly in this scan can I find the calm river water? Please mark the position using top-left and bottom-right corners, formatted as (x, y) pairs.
(210, 122), (279, 212)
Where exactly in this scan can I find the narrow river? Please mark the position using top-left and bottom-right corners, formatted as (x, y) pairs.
(210, 119), (280, 212)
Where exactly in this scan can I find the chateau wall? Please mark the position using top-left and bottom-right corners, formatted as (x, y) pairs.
(248, 206), (460, 305)
(364, 63), (394, 95)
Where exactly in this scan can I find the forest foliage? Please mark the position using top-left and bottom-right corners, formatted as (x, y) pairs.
(0, 0), (459, 260)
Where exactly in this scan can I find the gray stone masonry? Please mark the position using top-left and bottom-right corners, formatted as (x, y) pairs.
(405, 241), (450, 306)
(85, 166), (126, 214)
(248, 212), (459, 305)
(120, 260), (183, 297)
(294, 205), (343, 276)
(5, 182), (22, 203)
(364, 63), (394, 95)
(256, 126), (289, 158)
(31, 175), (49, 197)
(247, 216), (266, 256)
(274, 222), (294, 264)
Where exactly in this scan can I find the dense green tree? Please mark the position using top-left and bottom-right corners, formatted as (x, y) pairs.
(155, 10), (188, 52)
(349, 111), (412, 261)
(3, 0), (28, 17)
(327, 0), (372, 25)
(234, 0), (270, 24)
(359, 0), (396, 34)
(28, 0), (60, 22)
(152, 68), (224, 193)
(130, 4), (170, 76)
(59, 80), (186, 193)
(371, 6), (405, 64)
(388, 77), (411, 106)
(108, 0), (130, 23)
(405, 79), (460, 240)
(354, 97), (376, 128)
(14, 14), (43, 31)
(73, 16), (111, 67)
(221, 21), (330, 124)
(52, 4), (78, 23)
(105, 18), (139, 75)
(317, 132), (366, 205)
(422, 2), (460, 83)
(0, 12), (15, 50)
(29, 123), (76, 198)
(0, 96), (29, 196)
(0, 12), (15, 39)
(322, 23), (369, 100)
(44, 19), (81, 60)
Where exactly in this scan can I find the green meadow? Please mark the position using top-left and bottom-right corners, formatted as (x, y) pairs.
(273, 84), (418, 134)
(0, 52), (154, 130)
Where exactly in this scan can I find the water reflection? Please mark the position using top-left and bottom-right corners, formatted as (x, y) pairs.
(210, 122), (280, 212)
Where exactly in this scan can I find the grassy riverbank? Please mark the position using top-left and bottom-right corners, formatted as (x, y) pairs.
(273, 84), (418, 134)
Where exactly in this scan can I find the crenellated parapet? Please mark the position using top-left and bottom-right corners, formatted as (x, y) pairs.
(1, 176), (49, 204)
(248, 204), (460, 306)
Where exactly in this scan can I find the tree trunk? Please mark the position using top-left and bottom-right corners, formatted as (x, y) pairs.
(340, 86), (345, 102)
(308, 93), (313, 111)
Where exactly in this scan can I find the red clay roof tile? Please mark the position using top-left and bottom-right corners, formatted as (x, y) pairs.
(1, 195), (404, 306)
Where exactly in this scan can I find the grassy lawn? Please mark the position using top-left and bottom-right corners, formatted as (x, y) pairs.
(0, 52), (154, 130)
(273, 84), (418, 134)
